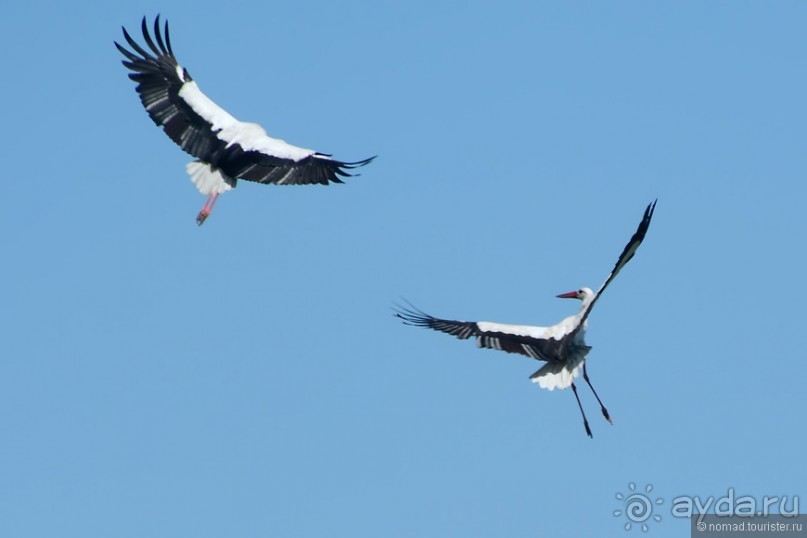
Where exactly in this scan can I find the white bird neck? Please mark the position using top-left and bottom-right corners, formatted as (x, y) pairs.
(571, 292), (596, 335)
(577, 292), (596, 316)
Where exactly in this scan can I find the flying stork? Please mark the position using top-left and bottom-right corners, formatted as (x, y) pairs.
(115, 16), (374, 225)
(394, 201), (656, 437)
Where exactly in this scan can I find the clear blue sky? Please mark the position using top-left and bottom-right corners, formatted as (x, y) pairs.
(1, 1), (805, 536)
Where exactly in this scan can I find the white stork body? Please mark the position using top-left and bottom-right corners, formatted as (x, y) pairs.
(395, 201), (656, 437)
(475, 308), (589, 391)
(116, 16), (374, 224)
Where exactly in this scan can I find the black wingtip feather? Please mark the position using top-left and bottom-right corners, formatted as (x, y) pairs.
(153, 15), (169, 56)
(623, 199), (657, 254)
(333, 155), (377, 179)
(118, 16), (174, 62)
(645, 199), (657, 223)
(140, 17), (160, 56)
(636, 198), (657, 243)
(317, 154), (376, 173)
(164, 18), (174, 56)
(392, 300), (431, 326)
(345, 155), (377, 168)
(122, 25), (152, 60)
(114, 41), (139, 62)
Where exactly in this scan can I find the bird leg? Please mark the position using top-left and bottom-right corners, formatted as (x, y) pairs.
(571, 382), (592, 438)
(196, 193), (220, 226)
(583, 364), (612, 424)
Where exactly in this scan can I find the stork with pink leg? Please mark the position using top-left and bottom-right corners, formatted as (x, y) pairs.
(116, 16), (374, 225)
(395, 200), (656, 437)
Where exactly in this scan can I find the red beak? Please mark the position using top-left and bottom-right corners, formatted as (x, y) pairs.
(556, 290), (579, 299)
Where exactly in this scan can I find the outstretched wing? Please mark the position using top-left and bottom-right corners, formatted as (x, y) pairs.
(116, 16), (375, 185)
(577, 200), (657, 329)
(115, 16), (232, 161)
(225, 151), (375, 186)
(394, 303), (561, 361)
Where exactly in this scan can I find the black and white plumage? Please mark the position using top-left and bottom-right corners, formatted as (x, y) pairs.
(115, 16), (374, 224)
(395, 200), (657, 437)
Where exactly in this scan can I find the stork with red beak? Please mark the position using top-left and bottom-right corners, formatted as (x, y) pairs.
(394, 200), (656, 437)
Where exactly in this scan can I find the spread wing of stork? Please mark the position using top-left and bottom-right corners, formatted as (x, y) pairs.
(394, 200), (657, 437)
(115, 16), (375, 224)
(394, 302), (566, 362)
(573, 199), (657, 333)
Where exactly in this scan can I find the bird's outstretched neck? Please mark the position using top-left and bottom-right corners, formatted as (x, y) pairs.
(557, 287), (596, 326)
(576, 290), (596, 319)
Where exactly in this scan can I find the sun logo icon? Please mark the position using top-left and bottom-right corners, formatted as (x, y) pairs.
(614, 482), (664, 532)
